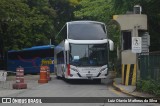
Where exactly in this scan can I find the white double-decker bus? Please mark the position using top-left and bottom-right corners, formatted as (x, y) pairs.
(54, 21), (114, 82)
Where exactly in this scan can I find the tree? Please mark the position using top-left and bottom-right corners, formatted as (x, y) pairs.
(0, 0), (31, 50)
(49, 0), (79, 43)
(49, 0), (79, 30)
(74, 0), (113, 23)
(25, 0), (56, 46)
(0, 0), (56, 50)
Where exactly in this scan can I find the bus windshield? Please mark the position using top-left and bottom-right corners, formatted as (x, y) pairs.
(68, 23), (107, 40)
(69, 43), (108, 66)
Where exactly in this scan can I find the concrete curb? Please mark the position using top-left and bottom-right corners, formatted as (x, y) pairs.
(113, 81), (141, 97)
(113, 78), (160, 103)
(113, 80), (150, 98)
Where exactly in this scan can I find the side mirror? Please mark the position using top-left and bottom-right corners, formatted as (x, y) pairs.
(64, 40), (69, 51)
(109, 39), (114, 51)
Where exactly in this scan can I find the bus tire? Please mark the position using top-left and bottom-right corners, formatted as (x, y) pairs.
(56, 76), (61, 79)
(62, 75), (65, 80)
(56, 73), (61, 79)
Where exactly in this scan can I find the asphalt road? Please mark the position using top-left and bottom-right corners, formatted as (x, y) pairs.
(1, 75), (159, 106)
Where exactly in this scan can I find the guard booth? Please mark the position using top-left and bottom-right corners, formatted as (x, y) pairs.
(113, 5), (150, 86)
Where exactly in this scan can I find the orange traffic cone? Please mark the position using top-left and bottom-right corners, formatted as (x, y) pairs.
(38, 66), (48, 83)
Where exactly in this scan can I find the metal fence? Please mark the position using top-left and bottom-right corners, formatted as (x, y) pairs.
(139, 52), (160, 82)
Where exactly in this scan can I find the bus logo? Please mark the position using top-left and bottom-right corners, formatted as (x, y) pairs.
(41, 59), (54, 65)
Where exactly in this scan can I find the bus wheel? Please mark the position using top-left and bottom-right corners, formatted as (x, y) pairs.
(62, 75), (65, 80)
(56, 73), (61, 79)
(56, 76), (61, 79)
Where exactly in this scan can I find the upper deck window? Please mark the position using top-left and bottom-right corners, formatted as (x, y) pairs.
(68, 22), (107, 40)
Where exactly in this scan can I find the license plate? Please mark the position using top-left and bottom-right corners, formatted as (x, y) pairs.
(86, 74), (92, 77)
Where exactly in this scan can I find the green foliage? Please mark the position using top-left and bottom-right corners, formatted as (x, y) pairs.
(107, 20), (121, 50)
(74, 0), (113, 22)
(113, 0), (140, 13)
(49, 0), (80, 44)
(0, 0), (81, 50)
(137, 79), (160, 96)
(49, 0), (79, 30)
(0, 0), (56, 51)
(1, 0), (29, 50)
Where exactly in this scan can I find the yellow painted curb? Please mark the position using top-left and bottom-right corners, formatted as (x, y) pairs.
(113, 79), (142, 98)
(113, 79), (160, 101)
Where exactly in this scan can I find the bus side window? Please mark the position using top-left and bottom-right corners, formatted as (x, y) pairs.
(57, 51), (64, 64)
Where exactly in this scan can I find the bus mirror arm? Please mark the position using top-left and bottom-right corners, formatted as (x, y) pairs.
(109, 39), (114, 51)
(65, 40), (69, 51)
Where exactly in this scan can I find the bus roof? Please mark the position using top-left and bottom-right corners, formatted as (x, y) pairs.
(67, 20), (105, 25)
(8, 45), (54, 53)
